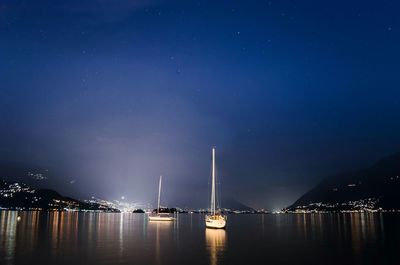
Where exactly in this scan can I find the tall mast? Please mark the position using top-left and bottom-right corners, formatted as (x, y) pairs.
(211, 147), (216, 216)
(157, 175), (162, 214)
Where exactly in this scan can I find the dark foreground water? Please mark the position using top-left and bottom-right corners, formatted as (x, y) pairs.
(1, 211), (399, 265)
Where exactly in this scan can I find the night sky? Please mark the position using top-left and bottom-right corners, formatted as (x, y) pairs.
(1, 0), (400, 210)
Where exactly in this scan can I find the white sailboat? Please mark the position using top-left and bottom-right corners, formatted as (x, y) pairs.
(205, 147), (227, 229)
(148, 175), (175, 221)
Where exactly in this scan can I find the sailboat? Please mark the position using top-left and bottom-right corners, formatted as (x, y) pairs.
(205, 147), (227, 229)
(148, 175), (175, 221)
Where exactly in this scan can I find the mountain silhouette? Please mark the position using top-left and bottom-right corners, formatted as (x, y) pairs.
(0, 179), (118, 212)
(288, 152), (400, 210)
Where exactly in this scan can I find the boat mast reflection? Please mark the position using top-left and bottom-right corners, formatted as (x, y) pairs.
(148, 221), (173, 265)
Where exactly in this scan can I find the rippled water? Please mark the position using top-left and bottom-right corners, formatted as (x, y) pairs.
(1, 211), (399, 265)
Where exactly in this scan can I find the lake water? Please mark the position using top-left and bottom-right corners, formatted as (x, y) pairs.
(1, 211), (399, 265)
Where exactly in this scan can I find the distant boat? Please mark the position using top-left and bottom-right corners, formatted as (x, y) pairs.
(148, 175), (175, 221)
(205, 147), (227, 229)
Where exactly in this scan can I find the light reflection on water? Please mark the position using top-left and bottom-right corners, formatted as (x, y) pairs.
(149, 221), (173, 265)
(0, 211), (399, 265)
(0, 211), (17, 265)
(205, 228), (226, 265)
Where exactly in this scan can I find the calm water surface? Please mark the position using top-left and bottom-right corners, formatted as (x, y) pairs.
(1, 211), (399, 265)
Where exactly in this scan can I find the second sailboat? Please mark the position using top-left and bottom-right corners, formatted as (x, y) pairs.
(148, 175), (175, 221)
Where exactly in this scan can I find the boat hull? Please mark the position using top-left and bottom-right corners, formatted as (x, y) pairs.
(205, 215), (227, 229)
(148, 215), (175, 221)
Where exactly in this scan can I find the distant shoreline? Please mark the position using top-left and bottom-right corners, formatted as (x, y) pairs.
(2, 209), (400, 214)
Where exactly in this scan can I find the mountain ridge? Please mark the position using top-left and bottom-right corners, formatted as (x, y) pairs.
(286, 152), (400, 211)
(0, 179), (119, 212)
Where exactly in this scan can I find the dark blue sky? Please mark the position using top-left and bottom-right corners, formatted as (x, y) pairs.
(1, 0), (400, 209)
